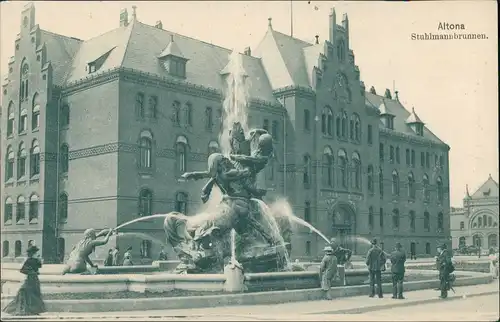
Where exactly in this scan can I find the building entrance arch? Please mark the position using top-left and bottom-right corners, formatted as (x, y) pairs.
(330, 201), (356, 252)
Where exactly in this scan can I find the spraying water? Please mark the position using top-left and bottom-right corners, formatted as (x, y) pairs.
(230, 229), (237, 261)
(219, 50), (251, 155)
(269, 198), (330, 243)
(253, 199), (290, 268)
(114, 214), (172, 231)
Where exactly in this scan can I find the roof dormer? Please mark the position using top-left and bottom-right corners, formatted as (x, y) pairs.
(379, 100), (395, 130)
(158, 35), (188, 79)
(406, 107), (424, 136)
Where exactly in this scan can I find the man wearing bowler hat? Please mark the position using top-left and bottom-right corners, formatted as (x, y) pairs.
(390, 242), (406, 299)
(365, 238), (386, 298)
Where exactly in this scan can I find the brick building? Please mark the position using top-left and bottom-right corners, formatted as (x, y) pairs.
(450, 175), (499, 252)
(1, 4), (451, 263)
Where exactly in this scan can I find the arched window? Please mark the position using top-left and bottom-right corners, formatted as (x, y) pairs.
(336, 115), (341, 137)
(322, 106), (333, 136)
(139, 135), (152, 169)
(59, 193), (68, 222)
(32, 94), (40, 130)
(488, 234), (497, 248)
(208, 141), (219, 155)
(2, 241), (9, 257)
(175, 192), (188, 214)
(437, 212), (444, 231)
(353, 114), (360, 141)
(488, 216), (493, 227)
(185, 103), (193, 126)
(7, 102), (15, 136)
(16, 196), (26, 223)
(322, 147), (334, 188)
(336, 39), (345, 62)
(458, 237), (466, 249)
(408, 172), (415, 199)
(472, 235), (482, 248)
(436, 177), (444, 203)
(14, 240), (22, 258)
(29, 194), (39, 223)
(175, 136), (188, 175)
(61, 104), (70, 127)
(379, 208), (384, 229)
(5, 145), (14, 180)
(392, 209), (400, 230)
(4, 197), (13, 223)
(16, 129), (25, 163)
(304, 201), (311, 223)
(395, 146), (400, 164)
(20, 60), (29, 100)
(338, 149), (347, 188)
(478, 216), (482, 228)
(424, 211), (430, 231)
(341, 110), (348, 138)
(303, 154), (311, 187)
(60, 144), (69, 173)
(368, 206), (374, 230)
(352, 152), (361, 190)
(409, 210), (416, 232)
(391, 170), (399, 196)
(205, 107), (213, 130)
(423, 174), (430, 201)
(135, 93), (145, 119)
(367, 165), (374, 193)
(149, 96), (158, 119)
(20, 108), (28, 133)
(379, 167), (384, 197)
(30, 140), (40, 177)
(138, 189), (153, 217)
(172, 101), (181, 125)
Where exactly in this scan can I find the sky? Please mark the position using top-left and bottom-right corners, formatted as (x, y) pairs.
(1, 1), (498, 207)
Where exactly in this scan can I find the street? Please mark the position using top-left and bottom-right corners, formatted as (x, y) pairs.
(2, 283), (497, 321)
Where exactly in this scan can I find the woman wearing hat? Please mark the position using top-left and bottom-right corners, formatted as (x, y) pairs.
(2, 245), (46, 316)
(319, 246), (338, 300)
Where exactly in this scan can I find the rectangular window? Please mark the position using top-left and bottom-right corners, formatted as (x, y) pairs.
(305, 241), (311, 256)
(425, 152), (430, 168)
(420, 152), (425, 167)
(4, 204), (13, 223)
(29, 201), (38, 222)
(389, 146), (394, 163)
(271, 121), (279, 141)
(367, 124), (373, 144)
(304, 110), (310, 131)
(379, 143), (384, 162)
(16, 203), (25, 223)
(263, 119), (269, 132)
(405, 149), (410, 165)
(460, 221), (464, 230)
(379, 208), (384, 229)
(304, 202), (311, 223)
(411, 149), (415, 167)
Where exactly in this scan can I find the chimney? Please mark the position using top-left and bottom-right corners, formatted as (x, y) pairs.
(155, 20), (163, 29)
(268, 17), (273, 29)
(315, 35), (319, 44)
(244, 47), (251, 56)
(394, 90), (399, 101)
(384, 89), (392, 99)
(120, 9), (128, 27)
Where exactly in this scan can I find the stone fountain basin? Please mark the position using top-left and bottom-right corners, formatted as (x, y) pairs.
(0, 268), (441, 296)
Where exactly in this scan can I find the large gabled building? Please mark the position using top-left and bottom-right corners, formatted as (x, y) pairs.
(1, 4), (451, 263)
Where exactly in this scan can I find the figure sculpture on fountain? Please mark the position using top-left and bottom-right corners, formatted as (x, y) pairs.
(62, 228), (115, 275)
(164, 124), (288, 274)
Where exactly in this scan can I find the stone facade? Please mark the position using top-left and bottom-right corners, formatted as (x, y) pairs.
(1, 4), (451, 263)
(450, 176), (499, 252)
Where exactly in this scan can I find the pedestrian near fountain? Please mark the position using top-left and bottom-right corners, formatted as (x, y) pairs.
(436, 243), (454, 299)
(319, 246), (338, 300)
(158, 248), (168, 261)
(104, 249), (113, 266)
(365, 238), (386, 298)
(122, 246), (133, 266)
(2, 245), (46, 316)
(390, 242), (406, 299)
(112, 246), (121, 266)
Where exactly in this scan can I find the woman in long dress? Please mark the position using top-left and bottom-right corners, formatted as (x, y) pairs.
(2, 245), (46, 316)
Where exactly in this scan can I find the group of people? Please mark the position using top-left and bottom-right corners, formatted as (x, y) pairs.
(319, 238), (456, 300)
(103, 246), (134, 266)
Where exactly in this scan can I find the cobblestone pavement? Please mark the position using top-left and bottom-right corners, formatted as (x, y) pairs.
(1, 282), (498, 321)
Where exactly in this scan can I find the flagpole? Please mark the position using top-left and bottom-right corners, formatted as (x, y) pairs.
(290, 0), (293, 37)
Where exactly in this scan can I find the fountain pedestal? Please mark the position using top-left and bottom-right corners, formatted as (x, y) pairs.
(337, 265), (346, 286)
(224, 260), (246, 292)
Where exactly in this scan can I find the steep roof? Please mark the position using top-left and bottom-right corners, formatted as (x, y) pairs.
(365, 92), (445, 144)
(471, 175), (499, 199)
(253, 28), (312, 89)
(39, 30), (82, 86)
(406, 107), (424, 124)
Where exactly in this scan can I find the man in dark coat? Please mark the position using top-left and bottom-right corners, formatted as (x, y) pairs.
(365, 238), (386, 298)
(436, 243), (454, 299)
(329, 239), (353, 266)
(390, 242), (406, 299)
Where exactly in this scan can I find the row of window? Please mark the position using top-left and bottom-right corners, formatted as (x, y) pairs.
(5, 140), (40, 181)
(316, 108), (362, 142)
(380, 143), (445, 169)
(135, 94), (221, 131)
(368, 207), (445, 232)
(6, 98), (70, 137)
(2, 240), (24, 258)
(3, 195), (39, 224)
(139, 190), (188, 216)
